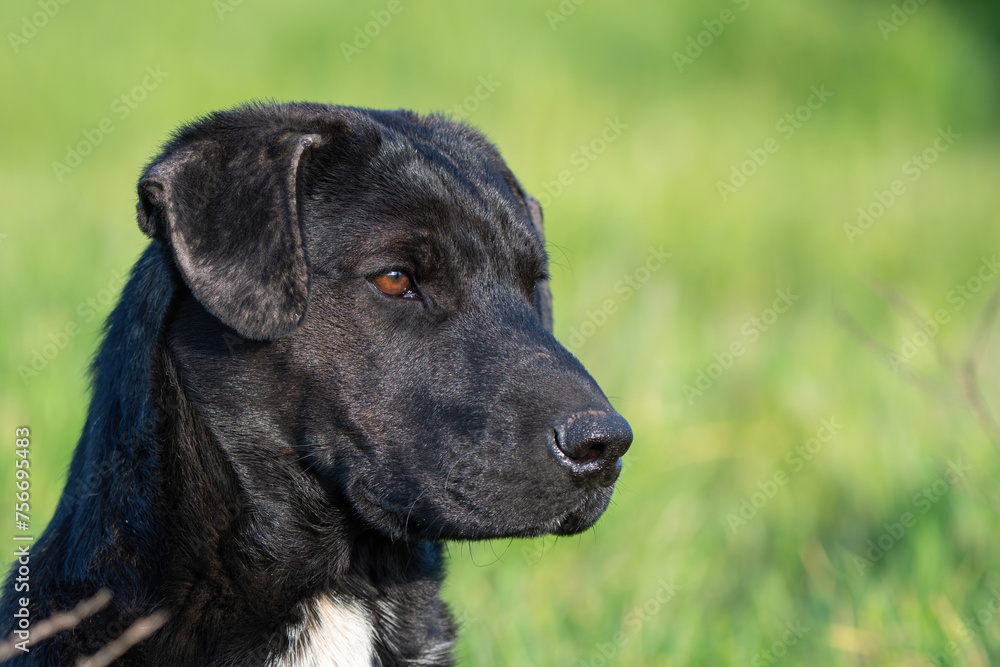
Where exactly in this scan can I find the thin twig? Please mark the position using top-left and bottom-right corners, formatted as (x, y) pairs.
(833, 301), (961, 402)
(962, 359), (1000, 451)
(868, 278), (957, 375)
(0, 589), (112, 661)
(75, 610), (168, 667)
(970, 283), (1000, 367)
(961, 283), (1000, 450)
(837, 278), (1000, 456)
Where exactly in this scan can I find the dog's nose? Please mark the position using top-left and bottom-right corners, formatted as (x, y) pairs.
(551, 410), (633, 488)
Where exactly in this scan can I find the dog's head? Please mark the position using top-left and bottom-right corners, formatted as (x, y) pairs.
(137, 103), (631, 541)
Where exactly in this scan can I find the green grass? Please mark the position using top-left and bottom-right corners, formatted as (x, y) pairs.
(3, 0), (1000, 664)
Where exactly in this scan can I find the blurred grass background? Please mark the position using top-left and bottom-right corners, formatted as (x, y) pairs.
(3, 0), (1000, 664)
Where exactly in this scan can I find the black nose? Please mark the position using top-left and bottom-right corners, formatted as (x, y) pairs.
(551, 410), (633, 488)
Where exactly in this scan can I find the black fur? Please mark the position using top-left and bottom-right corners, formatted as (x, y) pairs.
(1, 103), (631, 666)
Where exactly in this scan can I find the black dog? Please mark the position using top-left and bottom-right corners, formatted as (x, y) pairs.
(1, 103), (632, 666)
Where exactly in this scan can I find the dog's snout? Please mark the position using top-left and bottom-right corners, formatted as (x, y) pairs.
(551, 410), (633, 487)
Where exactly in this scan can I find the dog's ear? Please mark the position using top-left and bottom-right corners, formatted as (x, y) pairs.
(136, 128), (321, 340)
(524, 193), (554, 333)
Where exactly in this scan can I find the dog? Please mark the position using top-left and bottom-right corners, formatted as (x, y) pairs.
(1, 102), (632, 666)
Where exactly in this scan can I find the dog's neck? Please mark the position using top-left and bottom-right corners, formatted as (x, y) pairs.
(146, 291), (457, 665)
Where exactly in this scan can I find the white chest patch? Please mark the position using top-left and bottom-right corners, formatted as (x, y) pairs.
(271, 595), (374, 667)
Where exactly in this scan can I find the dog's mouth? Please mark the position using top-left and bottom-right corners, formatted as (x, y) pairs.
(547, 486), (616, 536)
(346, 477), (616, 542)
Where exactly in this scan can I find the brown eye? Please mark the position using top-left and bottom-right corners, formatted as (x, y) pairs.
(373, 271), (416, 298)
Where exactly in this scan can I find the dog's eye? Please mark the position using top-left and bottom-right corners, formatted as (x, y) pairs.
(372, 271), (418, 299)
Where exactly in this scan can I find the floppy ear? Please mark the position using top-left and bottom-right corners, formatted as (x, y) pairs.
(136, 129), (321, 340)
(525, 193), (554, 333)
